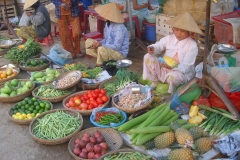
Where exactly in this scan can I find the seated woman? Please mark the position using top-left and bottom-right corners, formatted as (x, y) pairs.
(143, 12), (202, 94)
(131, 0), (153, 32)
(85, 2), (129, 66)
(18, 0), (51, 41)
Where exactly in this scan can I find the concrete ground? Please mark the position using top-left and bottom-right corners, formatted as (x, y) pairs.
(1, 29), (240, 160)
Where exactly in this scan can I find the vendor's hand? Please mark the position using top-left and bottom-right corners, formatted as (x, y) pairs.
(147, 46), (154, 54)
(142, 3), (148, 8)
(25, 12), (31, 17)
(93, 41), (101, 48)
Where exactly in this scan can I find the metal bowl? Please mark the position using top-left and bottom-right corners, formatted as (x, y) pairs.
(0, 39), (17, 49)
(217, 44), (237, 54)
(116, 59), (132, 68)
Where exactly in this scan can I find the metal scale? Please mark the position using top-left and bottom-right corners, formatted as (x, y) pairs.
(116, 59), (132, 72)
(217, 44), (237, 67)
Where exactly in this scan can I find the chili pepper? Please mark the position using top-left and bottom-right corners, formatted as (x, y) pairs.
(96, 111), (124, 125)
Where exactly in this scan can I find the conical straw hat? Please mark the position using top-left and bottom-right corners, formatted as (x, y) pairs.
(164, 12), (203, 34)
(95, 3), (124, 23)
(24, 0), (38, 10)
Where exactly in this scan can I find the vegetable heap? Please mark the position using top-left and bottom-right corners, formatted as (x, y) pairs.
(32, 110), (81, 139)
(117, 93), (147, 108)
(4, 38), (42, 64)
(103, 152), (152, 160)
(82, 67), (103, 79)
(64, 63), (88, 71)
(35, 84), (71, 97)
(103, 70), (140, 96)
(95, 111), (124, 126)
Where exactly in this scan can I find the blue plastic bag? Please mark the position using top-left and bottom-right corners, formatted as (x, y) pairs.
(47, 44), (73, 66)
(170, 93), (181, 110)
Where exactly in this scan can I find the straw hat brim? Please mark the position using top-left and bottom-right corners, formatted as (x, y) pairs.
(164, 12), (203, 35)
(24, 0), (38, 10)
(95, 3), (124, 23)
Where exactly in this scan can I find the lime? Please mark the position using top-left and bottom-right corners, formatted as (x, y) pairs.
(13, 110), (18, 114)
(31, 113), (36, 117)
(28, 100), (33, 105)
(22, 100), (27, 106)
(25, 97), (30, 101)
(32, 97), (37, 101)
(29, 107), (33, 112)
(35, 106), (40, 111)
(33, 110), (38, 114)
(18, 102), (22, 106)
(33, 101), (39, 106)
(45, 104), (51, 110)
(12, 106), (17, 110)
(25, 104), (30, 109)
(21, 106), (25, 110)
(39, 109), (44, 114)
(40, 103), (45, 108)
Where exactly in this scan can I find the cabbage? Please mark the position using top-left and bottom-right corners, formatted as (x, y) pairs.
(156, 83), (169, 95)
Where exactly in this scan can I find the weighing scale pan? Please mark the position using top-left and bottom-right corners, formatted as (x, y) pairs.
(116, 59), (132, 68)
(0, 40), (16, 49)
(217, 44), (237, 54)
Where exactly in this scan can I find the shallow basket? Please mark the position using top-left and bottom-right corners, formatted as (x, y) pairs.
(19, 58), (51, 72)
(98, 149), (157, 160)
(112, 91), (154, 114)
(53, 71), (82, 90)
(29, 109), (83, 145)
(77, 80), (101, 90)
(0, 39), (16, 49)
(32, 86), (76, 103)
(8, 100), (54, 125)
(90, 108), (127, 128)
(62, 91), (110, 116)
(0, 79), (35, 103)
(0, 67), (20, 84)
(68, 127), (123, 160)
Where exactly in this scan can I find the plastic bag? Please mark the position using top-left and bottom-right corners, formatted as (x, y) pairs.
(211, 67), (240, 92)
(47, 44), (73, 66)
(18, 12), (30, 27)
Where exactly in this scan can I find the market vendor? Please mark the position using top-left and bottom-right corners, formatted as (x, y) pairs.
(18, 0), (51, 40)
(143, 12), (203, 94)
(85, 2), (129, 66)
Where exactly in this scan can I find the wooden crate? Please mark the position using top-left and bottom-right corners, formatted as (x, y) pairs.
(0, 4), (17, 21)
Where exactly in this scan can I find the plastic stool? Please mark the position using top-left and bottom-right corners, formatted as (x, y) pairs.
(34, 32), (54, 47)
(83, 31), (103, 41)
(53, 24), (60, 37)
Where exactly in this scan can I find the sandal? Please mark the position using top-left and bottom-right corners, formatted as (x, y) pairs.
(76, 52), (84, 57)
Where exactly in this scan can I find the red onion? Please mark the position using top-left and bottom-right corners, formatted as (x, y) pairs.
(94, 131), (102, 138)
(74, 138), (81, 144)
(94, 153), (102, 159)
(78, 140), (87, 149)
(93, 144), (102, 153)
(89, 137), (97, 144)
(99, 142), (108, 150)
(73, 148), (81, 156)
(79, 152), (88, 158)
(86, 142), (95, 152)
(81, 136), (90, 143)
(96, 136), (105, 144)
(88, 151), (95, 159)
(83, 132), (91, 138)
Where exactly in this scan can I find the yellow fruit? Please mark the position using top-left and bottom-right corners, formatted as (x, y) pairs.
(189, 116), (203, 125)
(12, 115), (17, 119)
(36, 113), (40, 117)
(198, 112), (207, 120)
(163, 56), (178, 68)
(189, 105), (199, 117)
(22, 114), (27, 118)
(16, 112), (21, 116)
(18, 115), (24, 120)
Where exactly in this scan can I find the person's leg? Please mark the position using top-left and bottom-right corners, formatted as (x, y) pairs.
(96, 46), (124, 65)
(69, 16), (82, 56)
(18, 26), (36, 39)
(165, 71), (188, 94)
(85, 38), (98, 57)
(58, 15), (75, 58)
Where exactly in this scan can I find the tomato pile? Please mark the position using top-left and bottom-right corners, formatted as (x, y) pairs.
(65, 89), (109, 110)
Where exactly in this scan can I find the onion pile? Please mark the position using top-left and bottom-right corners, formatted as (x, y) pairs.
(73, 131), (109, 159)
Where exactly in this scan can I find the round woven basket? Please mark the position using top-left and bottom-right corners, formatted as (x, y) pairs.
(53, 71), (82, 90)
(62, 91), (110, 116)
(8, 100), (54, 125)
(19, 58), (51, 72)
(98, 149), (157, 160)
(77, 80), (101, 90)
(98, 77), (115, 90)
(31, 52), (41, 58)
(68, 127), (123, 160)
(0, 67), (20, 84)
(0, 48), (9, 56)
(112, 92), (154, 114)
(29, 109), (83, 145)
(0, 79), (35, 103)
(32, 86), (76, 103)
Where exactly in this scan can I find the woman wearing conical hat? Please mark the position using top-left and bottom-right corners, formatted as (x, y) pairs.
(85, 3), (129, 66)
(143, 12), (203, 94)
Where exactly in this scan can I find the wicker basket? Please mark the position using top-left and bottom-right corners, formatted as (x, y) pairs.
(29, 109), (83, 145)
(62, 91), (110, 116)
(112, 91), (154, 114)
(98, 149), (157, 160)
(0, 67), (20, 84)
(31, 52), (41, 58)
(19, 58), (51, 72)
(32, 86), (76, 103)
(8, 100), (54, 125)
(77, 80), (101, 90)
(68, 127), (123, 160)
(53, 71), (82, 90)
(98, 77), (115, 90)
(0, 48), (9, 56)
(0, 79), (35, 103)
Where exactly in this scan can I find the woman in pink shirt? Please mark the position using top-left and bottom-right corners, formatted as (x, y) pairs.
(143, 12), (203, 94)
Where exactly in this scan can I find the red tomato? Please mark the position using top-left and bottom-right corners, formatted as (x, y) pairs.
(70, 97), (74, 101)
(80, 103), (88, 109)
(87, 93), (93, 98)
(83, 95), (89, 101)
(89, 97), (94, 101)
(100, 89), (106, 95)
(92, 93), (98, 99)
(87, 90), (92, 94)
(88, 104), (94, 110)
(93, 101), (98, 108)
(86, 100), (90, 104)
(102, 96), (108, 103)
(80, 97), (85, 101)
(96, 98), (103, 104)
(98, 93), (104, 98)
(66, 103), (70, 108)
(98, 103), (103, 107)
(69, 100), (76, 107)
(94, 89), (101, 94)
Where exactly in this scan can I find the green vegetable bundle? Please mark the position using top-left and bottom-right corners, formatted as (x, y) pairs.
(4, 38), (42, 64)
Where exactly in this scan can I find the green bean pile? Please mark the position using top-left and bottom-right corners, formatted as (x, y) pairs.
(32, 111), (81, 139)
(103, 152), (153, 160)
(36, 85), (71, 97)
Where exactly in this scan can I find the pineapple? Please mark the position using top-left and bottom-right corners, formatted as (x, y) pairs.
(171, 122), (194, 146)
(195, 137), (212, 153)
(168, 148), (194, 160)
(145, 132), (175, 150)
(189, 127), (204, 140)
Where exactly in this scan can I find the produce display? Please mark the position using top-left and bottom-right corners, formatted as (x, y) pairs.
(103, 70), (140, 96)
(54, 71), (81, 89)
(0, 67), (18, 80)
(72, 131), (109, 159)
(32, 110), (81, 139)
(82, 67), (103, 79)
(29, 68), (61, 83)
(11, 97), (52, 120)
(65, 89), (108, 111)
(103, 152), (153, 160)
(35, 84), (72, 98)
(117, 93), (147, 108)
(64, 63), (88, 71)
(4, 38), (42, 64)
(22, 58), (49, 68)
(95, 111), (125, 126)
(0, 79), (33, 97)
